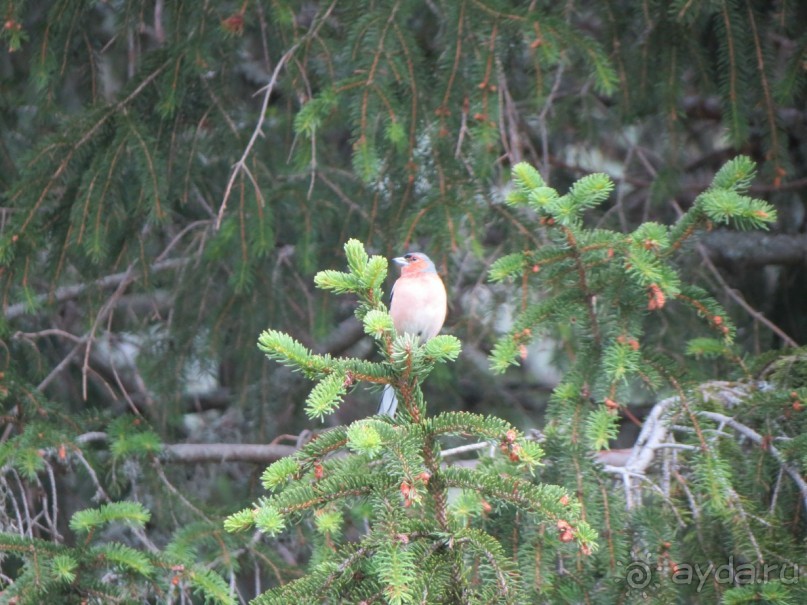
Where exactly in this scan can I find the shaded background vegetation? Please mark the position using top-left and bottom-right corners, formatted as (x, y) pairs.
(0, 0), (806, 602)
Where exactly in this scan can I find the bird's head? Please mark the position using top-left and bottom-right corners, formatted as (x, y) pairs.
(393, 252), (437, 276)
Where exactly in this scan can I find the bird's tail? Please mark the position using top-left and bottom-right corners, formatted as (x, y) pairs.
(378, 384), (398, 417)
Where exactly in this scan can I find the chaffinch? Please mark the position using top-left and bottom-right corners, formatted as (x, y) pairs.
(378, 252), (447, 417)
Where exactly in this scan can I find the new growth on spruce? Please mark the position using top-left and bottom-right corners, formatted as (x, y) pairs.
(225, 239), (596, 604)
(490, 156), (775, 440)
(485, 159), (789, 603)
(0, 501), (234, 604)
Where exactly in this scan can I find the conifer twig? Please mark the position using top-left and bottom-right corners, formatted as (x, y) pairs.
(150, 456), (211, 522)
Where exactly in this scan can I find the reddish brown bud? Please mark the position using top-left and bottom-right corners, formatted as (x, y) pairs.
(647, 284), (666, 310)
(221, 14), (245, 34)
(560, 531), (574, 542)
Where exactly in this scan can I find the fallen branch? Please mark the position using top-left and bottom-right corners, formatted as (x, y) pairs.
(699, 410), (807, 512)
(162, 443), (297, 464)
(5, 257), (189, 320)
(600, 381), (771, 509)
(74, 432), (297, 463)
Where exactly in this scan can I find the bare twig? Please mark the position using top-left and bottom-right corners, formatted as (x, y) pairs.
(44, 461), (62, 541)
(695, 241), (798, 347)
(537, 62), (565, 183)
(1, 474), (25, 536)
(216, 0), (338, 230)
(13, 328), (84, 343)
(699, 410), (807, 512)
(37, 337), (88, 392)
(82, 262), (137, 400)
(150, 456), (210, 521)
(71, 447), (111, 503)
(441, 441), (494, 459)
(10, 469), (33, 538)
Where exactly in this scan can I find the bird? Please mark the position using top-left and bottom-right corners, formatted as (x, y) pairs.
(378, 252), (447, 417)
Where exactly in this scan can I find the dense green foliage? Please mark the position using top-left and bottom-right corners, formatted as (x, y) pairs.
(1, 0), (806, 603)
(225, 239), (595, 603)
(482, 159), (807, 604)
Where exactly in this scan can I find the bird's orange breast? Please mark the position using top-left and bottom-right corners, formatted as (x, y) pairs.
(390, 273), (447, 342)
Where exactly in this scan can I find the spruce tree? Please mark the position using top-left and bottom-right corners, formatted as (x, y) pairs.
(225, 238), (596, 603)
(1, 1), (805, 603)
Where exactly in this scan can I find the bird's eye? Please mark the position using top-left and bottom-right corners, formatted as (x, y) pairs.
(404, 253), (413, 261)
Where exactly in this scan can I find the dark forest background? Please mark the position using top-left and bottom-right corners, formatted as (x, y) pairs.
(1, 1), (806, 603)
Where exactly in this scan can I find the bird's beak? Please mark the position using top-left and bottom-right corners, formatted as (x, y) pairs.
(392, 257), (407, 266)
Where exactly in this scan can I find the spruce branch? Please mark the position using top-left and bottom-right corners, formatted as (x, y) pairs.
(5, 60), (171, 245)
(227, 237), (594, 601)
